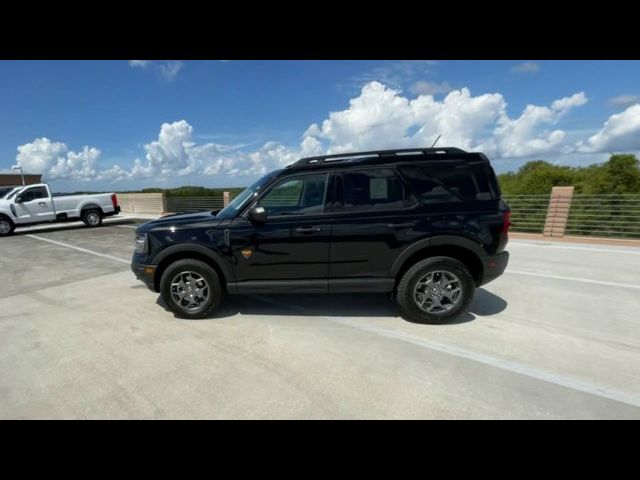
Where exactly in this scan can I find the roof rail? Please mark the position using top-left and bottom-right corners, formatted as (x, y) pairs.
(292, 147), (467, 167)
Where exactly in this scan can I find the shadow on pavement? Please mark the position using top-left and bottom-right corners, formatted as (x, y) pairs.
(156, 287), (507, 324)
(12, 218), (141, 236)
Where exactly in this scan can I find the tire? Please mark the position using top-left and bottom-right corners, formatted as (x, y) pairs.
(82, 209), (103, 227)
(0, 216), (15, 236)
(396, 256), (475, 324)
(160, 259), (223, 319)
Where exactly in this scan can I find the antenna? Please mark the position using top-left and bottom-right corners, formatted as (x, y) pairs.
(430, 134), (441, 149)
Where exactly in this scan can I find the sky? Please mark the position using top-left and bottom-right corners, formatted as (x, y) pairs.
(1, 60), (639, 192)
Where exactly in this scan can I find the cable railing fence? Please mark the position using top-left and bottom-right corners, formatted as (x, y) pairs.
(504, 193), (640, 239)
(565, 195), (640, 239)
(503, 195), (551, 234)
(161, 190), (640, 240)
(165, 196), (227, 213)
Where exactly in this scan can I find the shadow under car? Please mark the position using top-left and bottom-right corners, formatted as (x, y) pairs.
(154, 287), (507, 324)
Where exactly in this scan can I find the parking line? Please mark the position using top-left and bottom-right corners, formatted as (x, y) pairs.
(506, 269), (640, 290)
(115, 225), (138, 229)
(326, 317), (640, 409)
(25, 234), (130, 264)
(511, 241), (640, 255)
(253, 296), (640, 410)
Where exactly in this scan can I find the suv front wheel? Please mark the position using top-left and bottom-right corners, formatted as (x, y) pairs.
(160, 259), (223, 319)
(396, 256), (475, 324)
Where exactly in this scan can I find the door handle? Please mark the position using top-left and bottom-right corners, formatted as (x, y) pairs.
(38, 202), (47, 206)
(295, 226), (321, 234)
(388, 222), (416, 228)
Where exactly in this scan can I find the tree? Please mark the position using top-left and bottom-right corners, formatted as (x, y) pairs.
(497, 154), (640, 195)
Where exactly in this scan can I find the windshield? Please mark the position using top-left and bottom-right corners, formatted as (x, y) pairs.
(3, 187), (22, 200)
(215, 170), (282, 219)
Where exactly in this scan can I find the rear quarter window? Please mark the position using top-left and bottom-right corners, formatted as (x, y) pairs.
(399, 163), (497, 204)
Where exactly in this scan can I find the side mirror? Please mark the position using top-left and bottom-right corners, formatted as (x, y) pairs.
(15, 195), (23, 204)
(248, 205), (267, 224)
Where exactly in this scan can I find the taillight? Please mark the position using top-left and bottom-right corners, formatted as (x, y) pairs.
(502, 211), (512, 234)
(111, 194), (118, 208)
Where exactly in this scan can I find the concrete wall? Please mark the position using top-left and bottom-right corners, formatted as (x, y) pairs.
(0, 174), (42, 187)
(117, 193), (166, 215)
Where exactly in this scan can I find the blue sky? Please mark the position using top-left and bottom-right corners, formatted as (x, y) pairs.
(1, 60), (639, 191)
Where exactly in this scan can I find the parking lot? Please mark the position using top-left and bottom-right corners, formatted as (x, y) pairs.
(1, 217), (639, 419)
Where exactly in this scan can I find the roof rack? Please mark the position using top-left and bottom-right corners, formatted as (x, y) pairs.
(291, 147), (467, 167)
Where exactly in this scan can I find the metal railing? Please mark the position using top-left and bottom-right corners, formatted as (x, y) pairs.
(165, 196), (226, 213)
(503, 195), (551, 234)
(161, 192), (640, 239)
(566, 195), (640, 239)
(165, 194), (296, 213)
(504, 194), (640, 238)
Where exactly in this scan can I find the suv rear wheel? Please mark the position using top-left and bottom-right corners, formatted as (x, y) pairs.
(160, 259), (223, 319)
(396, 256), (475, 324)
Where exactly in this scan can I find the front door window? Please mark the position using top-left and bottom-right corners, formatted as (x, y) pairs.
(259, 174), (328, 217)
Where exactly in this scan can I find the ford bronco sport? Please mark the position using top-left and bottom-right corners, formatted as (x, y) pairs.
(131, 147), (510, 324)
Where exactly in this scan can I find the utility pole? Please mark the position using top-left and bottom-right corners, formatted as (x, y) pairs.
(11, 165), (25, 186)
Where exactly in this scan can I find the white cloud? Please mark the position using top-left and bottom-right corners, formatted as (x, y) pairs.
(410, 80), (453, 96)
(157, 61), (184, 81)
(16, 138), (100, 181)
(347, 60), (437, 91)
(48, 146), (100, 181)
(89, 121), (300, 181)
(303, 81), (587, 159)
(16, 82), (616, 185)
(129, 60), (151, 68)
(608, 94), (640, 109)
(511, 61), (541, 74)
(16, 137), (67, 174)
(494, 92), (588, 157)
(128, 60), (184, 81)
(578, 104), (640, 153)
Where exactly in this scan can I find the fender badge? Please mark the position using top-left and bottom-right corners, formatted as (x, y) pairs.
(241, 248), (253, 259)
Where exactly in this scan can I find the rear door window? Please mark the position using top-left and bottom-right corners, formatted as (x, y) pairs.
(399, 163), (496, 204)
(336, 168), (416, 213)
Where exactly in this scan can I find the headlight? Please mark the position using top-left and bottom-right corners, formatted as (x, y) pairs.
(135, 233), (148, 254)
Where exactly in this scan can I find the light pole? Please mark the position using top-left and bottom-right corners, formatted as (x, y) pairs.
(11, 165), (25, 186)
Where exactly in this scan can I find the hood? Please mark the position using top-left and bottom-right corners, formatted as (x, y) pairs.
(136, 211), (221, 233)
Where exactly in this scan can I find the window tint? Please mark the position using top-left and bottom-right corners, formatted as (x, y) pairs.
(338, 169), (414, 212)
(399, 165), (495, 203)
(20, 186), (48, 202)
(259, 174), (327, 216)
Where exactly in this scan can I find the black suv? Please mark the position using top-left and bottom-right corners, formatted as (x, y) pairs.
(132, 147), (510, 324)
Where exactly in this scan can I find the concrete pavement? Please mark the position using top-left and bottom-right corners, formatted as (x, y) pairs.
(1, 219), (639, 419)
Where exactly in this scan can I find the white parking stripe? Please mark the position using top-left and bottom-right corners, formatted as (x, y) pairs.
(506, 269), (640, 290)
(250, 295), (640, 410)
(25, 234), (130, 264)
(115, 225), (138, 229)
(511, 241), (640, 255)
(325, 316), (640, 408)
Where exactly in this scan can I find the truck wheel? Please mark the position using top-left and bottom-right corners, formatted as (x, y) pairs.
(160, 259), (223, 319)
(0, 217), (15, 236)
(396, 256), (475, 324)
(82, 209), (103, 227)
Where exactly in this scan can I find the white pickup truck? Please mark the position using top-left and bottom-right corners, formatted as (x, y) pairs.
(0, 183), (121, 236)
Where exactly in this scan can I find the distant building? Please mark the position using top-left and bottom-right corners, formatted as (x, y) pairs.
(0, 173), (42, 187)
